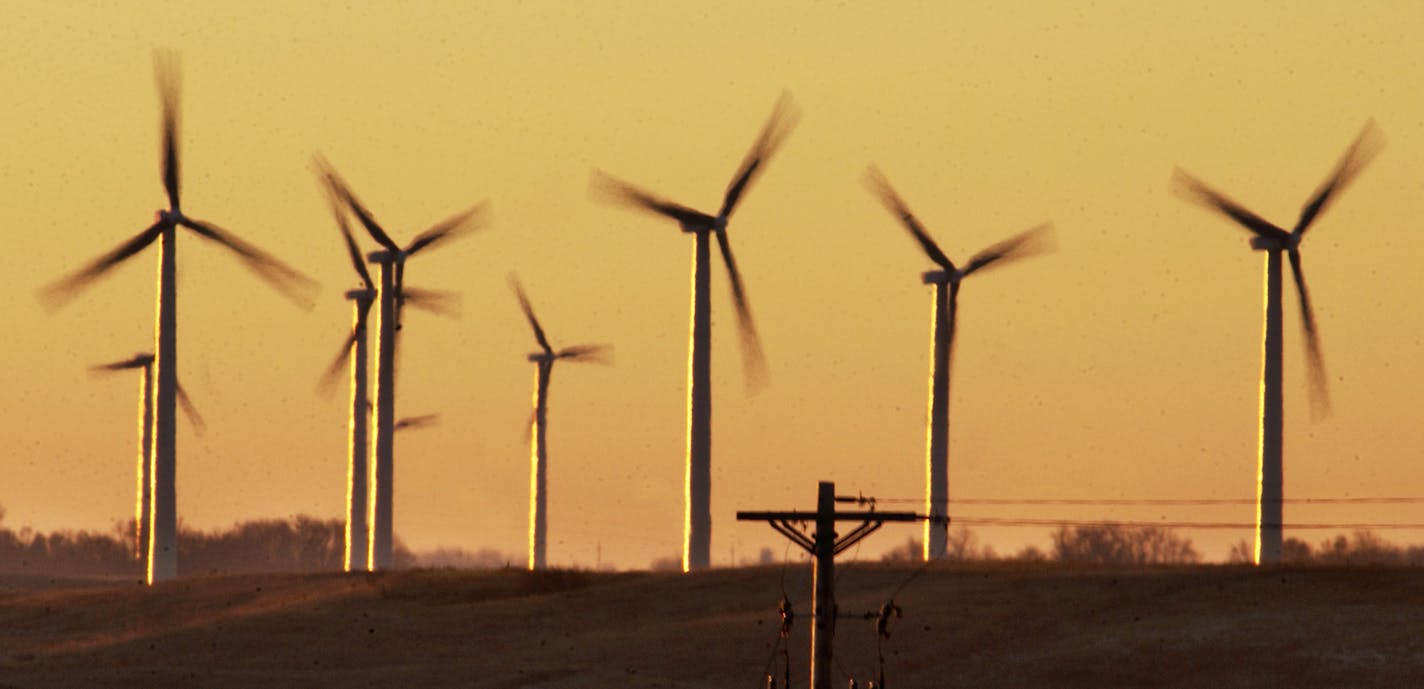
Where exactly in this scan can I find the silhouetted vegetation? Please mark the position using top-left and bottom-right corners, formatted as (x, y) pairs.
(1051, 524), (1201, 564)
(881, 525), (1200, 564)
(1226, 530), (1424, 565)
(0, 509), (430, 577)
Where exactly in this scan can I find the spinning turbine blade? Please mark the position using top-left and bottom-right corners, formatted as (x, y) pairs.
(175, 380), (205, 434)
(1171, 169), (1288, 239)
(1287, 249), (1331, 418)
(556, 343), (613, 363)
(401, 288), (461, 317)
(317, 159), (400, 252)
(720, 93), (800, 219)
(327, 185), (375, 289)
(394, 414), (439, 432)
(1294, 120), (1385, 236)
(318, 301), (373, 394)
(961, 222), (1057, 277)
(510, 277), (552, 353)
(155, 51), (181, 211)
(37, 220), (166, 310)
(863, 166), (955, 271)
(91, 353), (154, 373)
(715, 227), (767, 389)
(178, 218), (320, 309)
(590, 170), (717, 229)
(406, 202), (489, 256)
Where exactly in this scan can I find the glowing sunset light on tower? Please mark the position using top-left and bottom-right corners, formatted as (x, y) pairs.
(315, 180), (379, 573)
(1172, 121), (1384, 565)
(865, 165), (1054, 560)
(89, 353), (203, 561)
(510, 276), (612, 571)
(319, 160), (486, 572)
(37, 52), (319, 583)
(591, 95), (797, 572)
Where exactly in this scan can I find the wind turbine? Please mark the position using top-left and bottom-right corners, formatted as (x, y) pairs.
(1172, 121), (1384, 565)
(511, 276), (611, 571)
(864, 165), (1054, 561)
(90, 353), (203, 562)
(317, 187), (378, 573)
(591, 95), (797, 572)
(319, 159), (484, 572)
(38, 53), (318, 584)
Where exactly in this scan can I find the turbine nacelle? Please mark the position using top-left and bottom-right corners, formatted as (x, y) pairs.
(367, 249), (404, 264)
(921, 269), (955, 286)
(344, 288), (376, 301)
(1249, 233), (1300, 252)
(527, 352), (554, 363)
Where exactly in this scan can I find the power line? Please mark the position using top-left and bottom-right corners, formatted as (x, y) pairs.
(871, 496), (1424, 506)
(951, 516), (1424, 530)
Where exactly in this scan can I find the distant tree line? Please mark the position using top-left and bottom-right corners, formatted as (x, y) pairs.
(882, 524), (1424, 567)
(1226, 531), (1424, 566)
(0, 506), (511, 577)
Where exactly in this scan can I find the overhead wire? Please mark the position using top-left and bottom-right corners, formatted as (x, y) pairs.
(871, 496), (1424, 505)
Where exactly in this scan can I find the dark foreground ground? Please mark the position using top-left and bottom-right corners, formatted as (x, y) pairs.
(1, 563), (1422, 688)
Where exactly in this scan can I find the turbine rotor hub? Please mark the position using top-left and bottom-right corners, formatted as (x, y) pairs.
(921, 269), (953, 285)
(1249, 234), (1297, 252)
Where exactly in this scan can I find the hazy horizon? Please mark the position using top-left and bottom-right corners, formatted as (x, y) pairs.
(5, 2), (1424, 573)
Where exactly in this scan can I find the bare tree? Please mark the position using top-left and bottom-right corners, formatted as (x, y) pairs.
(1051, 524), (1200, 565)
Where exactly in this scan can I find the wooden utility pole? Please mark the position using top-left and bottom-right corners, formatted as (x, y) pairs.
(738, 480), (930, 689)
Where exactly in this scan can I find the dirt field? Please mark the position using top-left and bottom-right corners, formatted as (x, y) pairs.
(2, 563), (1422, 688)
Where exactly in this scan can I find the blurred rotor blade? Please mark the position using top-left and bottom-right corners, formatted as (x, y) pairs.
(317, 300), (372, 395)
(37, 220), (166, 311)
(1171, 168), (1288, 239)
(863, 165), (955, 271)
(323, 177), (374, 289)
(315, 156), (400, 252)
(175, 380), (205, 435)
(522, 409), (537, 445)
(556, 343), (613, 364)
(394, 414), (440, 432)
(590, 169), (717, 229)
(155, 51), (182, 211)
(179, 218), (320, 309)
(90, 353), (154, 374)
(715, 227), (768, 391)
(1294, 120), (1385, 236)
(1288, 249), (1331, 420)
(961, 222), (1056, 277)
(316, 331), (359, 395)
(509, 275), (552, 353)
(406, 202), (488, 256)
(720, 92), (800, 219)
(401, 287), (461, 318)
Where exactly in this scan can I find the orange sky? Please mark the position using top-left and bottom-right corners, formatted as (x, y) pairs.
(3, 2), (1423, 568)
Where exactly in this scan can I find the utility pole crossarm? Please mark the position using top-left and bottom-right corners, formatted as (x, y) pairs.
(833, 521), (883, 555)
(738, 481), (934, 689)
(735, 510), (921, 522)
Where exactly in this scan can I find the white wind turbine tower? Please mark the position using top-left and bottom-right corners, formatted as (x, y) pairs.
(1172, 121), (1383, 565)
(319, 159), (484, 572)
(591, 95), (797, 572)
(317, 187), (378, 573)
(90, 353), (204, 561)
(511, 276), (611, 571)
(865, 166), (1054, 561)
(39, 53), (318, 584)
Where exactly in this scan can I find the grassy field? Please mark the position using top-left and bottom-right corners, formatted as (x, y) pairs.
(2, 563), (1422, 688)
